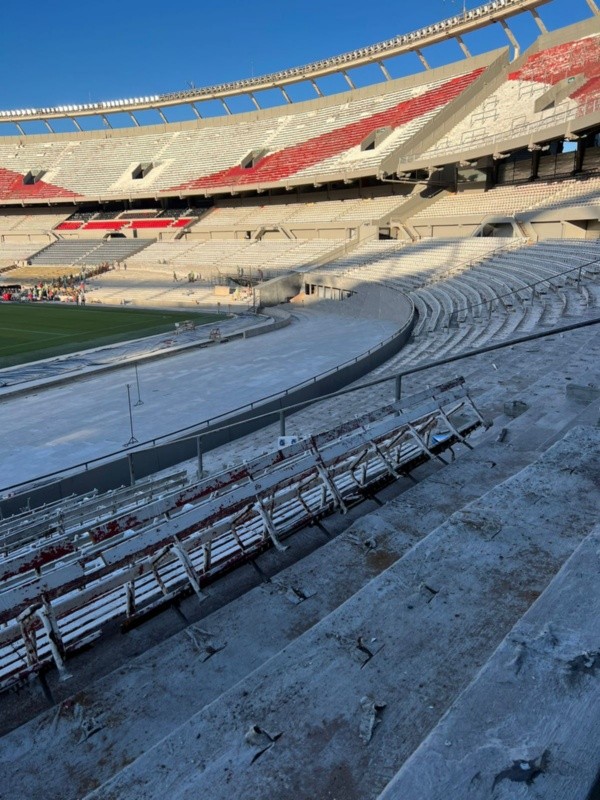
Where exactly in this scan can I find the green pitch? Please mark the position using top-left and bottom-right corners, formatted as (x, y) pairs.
(0, 304), (227, 368)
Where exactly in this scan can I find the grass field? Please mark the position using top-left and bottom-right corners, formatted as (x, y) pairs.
(0, 303), (226, 368)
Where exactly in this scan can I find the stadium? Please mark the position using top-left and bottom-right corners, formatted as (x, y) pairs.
(0, 0), (599, 796)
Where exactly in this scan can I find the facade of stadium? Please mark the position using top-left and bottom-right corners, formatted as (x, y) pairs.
(1, 1), (600, 798)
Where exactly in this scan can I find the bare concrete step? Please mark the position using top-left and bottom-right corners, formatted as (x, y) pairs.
(2, 349), (598, 800)
(81, 425), (599, 800)
(377, 525), (600, 800)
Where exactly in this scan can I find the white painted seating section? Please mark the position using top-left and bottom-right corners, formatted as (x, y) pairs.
(193, 195), (411, 229)
(0, 209), (71, 232)
(0, 241), (46, 268)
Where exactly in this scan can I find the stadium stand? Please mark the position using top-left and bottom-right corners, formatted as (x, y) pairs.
(28, 237), (155, 267)
(1, 2), (600, 799)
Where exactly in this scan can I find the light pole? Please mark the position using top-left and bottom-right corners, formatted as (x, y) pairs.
(124, 383), (139, 447)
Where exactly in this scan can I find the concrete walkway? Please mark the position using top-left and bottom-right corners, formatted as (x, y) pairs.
(0, 308), (398, 491)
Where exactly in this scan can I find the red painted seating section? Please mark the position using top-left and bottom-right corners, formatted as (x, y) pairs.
(82, 220), (129, 230)
(509, 36), (600, 103)
(55, 221), (83, 230)
(168, 68), (484, 192)
(0, 167), (79, 201)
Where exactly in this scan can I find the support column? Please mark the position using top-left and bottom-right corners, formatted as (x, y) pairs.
(172, 541), (207, 603)
(37, 599), (71, 682)
(156, 108), (168, 124)
(530, 8), (547, 33)
(415, 49), (431, 70)
(190, 103), (202, 119)
(100, 114), (113, 128)
(278, 86), (292, 103)
(310, 79), (323, 97)
(128, 112), (140, 127)
(342, 71), (356, 90)
(584, 0), (600, 14)
(248, 92), (261, 110)
(500, 19), (520, 59)
(455, 35), (471, 58)
(220, 98), (232, 115)
(378, 61), (392, 81)
(43, 120), (55, 133)
(69, 118), (82, 132)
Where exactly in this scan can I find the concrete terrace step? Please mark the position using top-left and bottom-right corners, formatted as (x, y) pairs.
(0, 384), (559, 800)
(79, 425), (599, 800)
(377, 524), (600, 800)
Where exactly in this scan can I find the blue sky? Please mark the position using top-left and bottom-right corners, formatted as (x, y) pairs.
(0, 0), (593, 131)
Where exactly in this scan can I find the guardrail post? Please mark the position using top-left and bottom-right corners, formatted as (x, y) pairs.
(395, 375), (402, 401)
(197, 436), (203, 478)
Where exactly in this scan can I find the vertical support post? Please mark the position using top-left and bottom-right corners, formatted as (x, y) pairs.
(134, 364), (143, 406)
(279, 410), (286, 437)
(415, 49), (431, 70)
(377, 61), (392, 81)
(37, 599), (71, 682)
(500, 19), (520, 59)
(128, 453), (135, 486)
(395, 375), (402, 401)
(197, 435), (203, 478)
(529, 8), (547, 33)
(455, 35), (471, 58)
(172, 541), (207, 603)
(126, 581), (136, 617)
(310, 79), (323, 97)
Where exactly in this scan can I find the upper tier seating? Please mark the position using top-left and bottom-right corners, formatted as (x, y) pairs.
(411, 34), (600, 161)
(0, 65), (484, 200)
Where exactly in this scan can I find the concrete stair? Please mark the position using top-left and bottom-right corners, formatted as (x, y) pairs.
(378, 523), (600, 800)
(70, 424), (599, 800)
(1, 348), (598, 800)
